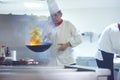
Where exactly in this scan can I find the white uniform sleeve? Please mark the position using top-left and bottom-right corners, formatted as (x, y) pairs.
(68, 22), (82, 47)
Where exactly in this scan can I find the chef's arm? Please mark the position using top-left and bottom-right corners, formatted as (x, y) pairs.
(68, 22), (82, 47)
(58, 42), (71, 51)
(66, 42), (72, 47)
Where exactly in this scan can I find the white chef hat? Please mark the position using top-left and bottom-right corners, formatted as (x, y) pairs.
(47, 0), (61, 15)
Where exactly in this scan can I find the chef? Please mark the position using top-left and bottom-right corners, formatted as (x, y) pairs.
(42, 0), (82, 66)
(95, 22), (120, 80)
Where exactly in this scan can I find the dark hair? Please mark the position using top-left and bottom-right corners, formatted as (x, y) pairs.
(51, 10), (62, 17)
(57, 10), (62, 14)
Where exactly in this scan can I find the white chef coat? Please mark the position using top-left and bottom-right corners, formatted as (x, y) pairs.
(42, 19), (82, 66)
(96, 23), (120, 60)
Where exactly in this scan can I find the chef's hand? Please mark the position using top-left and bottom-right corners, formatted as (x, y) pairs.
(58, 42), (71, 51)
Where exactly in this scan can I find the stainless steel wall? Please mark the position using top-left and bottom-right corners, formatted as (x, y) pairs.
(0, 14), (50, 62)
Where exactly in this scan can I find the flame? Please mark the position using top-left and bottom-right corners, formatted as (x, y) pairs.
(28, 25), (43, 46)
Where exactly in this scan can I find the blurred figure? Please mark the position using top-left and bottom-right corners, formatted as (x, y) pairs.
(96, 22), (120, 80)
(0, 45), (5, 64)
(42, 0), (82, 66)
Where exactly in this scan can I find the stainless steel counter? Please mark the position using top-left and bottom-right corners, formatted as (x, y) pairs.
(0, 66), (97, 80)
(0, 65), (110, 80)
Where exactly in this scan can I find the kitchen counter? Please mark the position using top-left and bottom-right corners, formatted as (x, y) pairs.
(114, 58), (120, 80)
(0, 65), (110, 80)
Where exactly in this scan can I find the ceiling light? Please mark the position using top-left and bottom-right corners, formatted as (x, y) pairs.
(24, 2), (44, 8)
